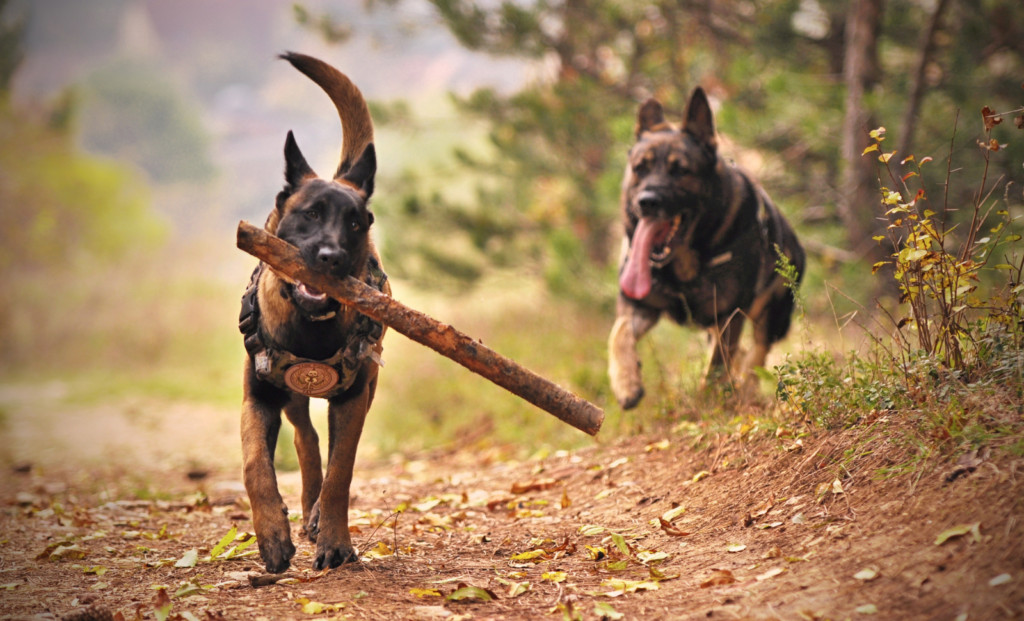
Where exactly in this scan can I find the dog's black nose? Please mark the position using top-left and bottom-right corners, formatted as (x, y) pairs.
(637, 191), (662, 213)
(316, 246), (347, 273)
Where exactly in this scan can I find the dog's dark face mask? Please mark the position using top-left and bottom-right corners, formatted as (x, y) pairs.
(271, 131), (376, 318)
(620, 89), (718, 300)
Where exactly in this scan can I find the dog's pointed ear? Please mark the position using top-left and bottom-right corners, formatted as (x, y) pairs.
(636, 98), (666, 138)
(284, 130), (316, 188)
(682, 87), (717, 149)
(339, 143), (376, 198)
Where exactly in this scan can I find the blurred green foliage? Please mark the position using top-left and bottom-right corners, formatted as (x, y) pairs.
(360, 0), (1024, 313)
(80, 60), (215, 185)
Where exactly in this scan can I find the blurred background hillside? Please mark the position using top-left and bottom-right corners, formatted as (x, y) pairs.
(0, 0), (1021, 474)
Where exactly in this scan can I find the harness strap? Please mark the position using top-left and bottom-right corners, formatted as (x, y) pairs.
(238, 258), (388, 398)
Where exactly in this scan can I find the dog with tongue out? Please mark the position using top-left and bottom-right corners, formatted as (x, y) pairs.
(608, 87), (805, 409)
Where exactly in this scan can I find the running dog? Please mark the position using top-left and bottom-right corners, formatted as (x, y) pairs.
(609, 87), (805, 409)
(238, 52), (388, 572)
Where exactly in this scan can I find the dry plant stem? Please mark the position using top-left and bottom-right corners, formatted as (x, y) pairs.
(236, 221), (604, 436)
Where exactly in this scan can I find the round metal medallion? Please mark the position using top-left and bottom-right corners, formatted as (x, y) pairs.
(284, 362), (339, 396)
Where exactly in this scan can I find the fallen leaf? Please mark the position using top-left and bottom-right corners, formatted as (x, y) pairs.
(757, 567), (785, 581)
(410, 588), (442, 598)
(174, 549), (198, 568)
(298, 599), (344, 614)
(791, 513), (806, 524)
(726, 544), (746, 553)
(579, 524), (606, 536)
(153, 588), (172, 621)
(757, 522), (784, 530)
(510, 549), (547, 562)
(585, 545), (607, 560)
(658, 518), (688, 537)
(700, 569), (736, 588)
(692, 471), (710, 483)
(560, 489), (572, 509)
(610, 533), (630, 556)
(90, 582), (108, 590)
(600, 578), (659, 596)
(362, 541), (393, 559)
(593, 601), (625, 619)
(412, 498), (442, 512)
(855, 604), (878, 614)
(607, 457), (629, 468)
(446, 586), (495, 602)
(637, 551), (668, 564)
(648, 566), (679, 581)
(542, 571), (567, 583)
(854, 567), (879, 581)
(511, 478), (557, 494)
(989, 573), (1012, 586)
(644, 440), (670, 452)
(831, 479), (844, 494)
(508, 581), (530, 597)
(661, 505), (686, 523)
(934, 523), (981, 546)
(49, 544), (87, 562)
(762, 546), (781, 559)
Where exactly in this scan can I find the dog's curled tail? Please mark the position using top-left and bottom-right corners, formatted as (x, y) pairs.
(280, 52), (373, 179)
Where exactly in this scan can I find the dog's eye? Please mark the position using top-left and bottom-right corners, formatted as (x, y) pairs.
(633, 162), (648, 176)
(349, 221), (361, 232)
(669, 161), (685, 176)
(305, 210), (319, 221)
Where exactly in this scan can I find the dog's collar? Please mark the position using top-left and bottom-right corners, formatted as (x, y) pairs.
(238, 258), (388, 398)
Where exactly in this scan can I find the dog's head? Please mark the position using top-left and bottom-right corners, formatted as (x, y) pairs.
(268, 132), (376, 317)
(619, 87), (720, 300)
(259, 53), (379, 320)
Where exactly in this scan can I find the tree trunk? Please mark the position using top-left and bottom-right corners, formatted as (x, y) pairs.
(897, 0), (951, 160)
(838, 0), (885, 254)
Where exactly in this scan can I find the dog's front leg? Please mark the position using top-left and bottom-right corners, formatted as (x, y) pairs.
(283, 395), (323, 541)
(241, 377), (295, 573)
(608, 298), (660, 410)
(312, 371), (377, 569)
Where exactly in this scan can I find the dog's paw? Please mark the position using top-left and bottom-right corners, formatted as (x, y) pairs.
(616, 385), (645, 410)
(312, 540), (358, 570)
(257, 528), (296, 574)
(304, 500), (321, 543)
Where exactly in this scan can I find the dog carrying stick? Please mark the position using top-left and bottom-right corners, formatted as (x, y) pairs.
(237, 221), (604, 436)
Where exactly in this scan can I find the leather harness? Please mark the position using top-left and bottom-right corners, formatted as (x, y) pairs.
(238, 257), (387, 399)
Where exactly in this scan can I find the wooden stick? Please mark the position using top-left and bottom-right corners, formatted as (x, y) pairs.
(236, 221), (604, 436)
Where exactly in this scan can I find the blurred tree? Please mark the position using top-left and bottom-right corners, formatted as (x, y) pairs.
(80, 59), (215, 184)
(307, 0), (1024, 306)
(0, 8), (165, 365)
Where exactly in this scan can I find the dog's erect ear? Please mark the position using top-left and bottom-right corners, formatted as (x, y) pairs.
(636, 98), (666, 138)
(284, 130), (316, 188)
(682, 87), (717, 149)
(339, 143), (376, 198)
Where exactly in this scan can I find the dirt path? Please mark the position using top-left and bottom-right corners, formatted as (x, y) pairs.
(1, 408), (1022, 621)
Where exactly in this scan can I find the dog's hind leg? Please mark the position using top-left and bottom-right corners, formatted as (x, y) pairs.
(608, 299), (660, 410)
(313, 369), (378, 569)
(701, 313), (745, 390)
(741, 277), (793, 397)
(283, 395), (323, 542)
(241, 367), (295, 573)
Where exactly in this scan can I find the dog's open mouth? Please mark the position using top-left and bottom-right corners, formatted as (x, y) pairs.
(620, 217), (677, 300)
(293, 281), (331, 312)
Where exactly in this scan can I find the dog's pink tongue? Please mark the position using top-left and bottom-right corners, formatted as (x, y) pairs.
(620, 218), (663, 300)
